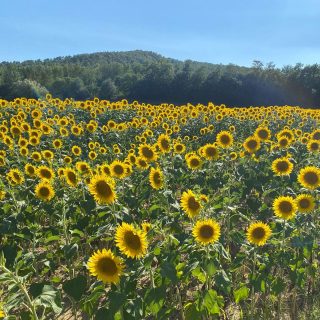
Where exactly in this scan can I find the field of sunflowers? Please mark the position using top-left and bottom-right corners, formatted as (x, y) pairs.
(0, 95), (319, 319)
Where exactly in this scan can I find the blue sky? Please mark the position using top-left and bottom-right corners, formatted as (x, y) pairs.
(1, 0), (319, 66)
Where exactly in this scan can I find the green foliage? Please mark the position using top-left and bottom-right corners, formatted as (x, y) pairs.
(0, 50), (319, 107)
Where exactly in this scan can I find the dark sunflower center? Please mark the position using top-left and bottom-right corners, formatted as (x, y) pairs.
(206, 147), (217, 157)
(299, 198), (310, 209)
(114, 165), (124, 175)
(124, 231), (141, 250)
(313, 132), (320, 140)
(279, 201), (293, 213)
(190, 158), (200, 167)
(13, 172), (21, 181)
(161, 139), (170, 150)
(176, 145), (183, 152)
(188, 197), (200, 211)
(67, 172), (77, 183)
(247, 139), (258, 149)
(252, 227), (265, 239)
(276, 161), (289, 172)
(142, 147), (154, 159)
(41, 169), (52, 179)
(258, 130), (268, 139)
(220, 135), (230, 145)
(310, 142), (318, 150)
(199, 225), (214, 239)
(97, 257), (117, 275)
(279, 138), (288, 146)
(39, 186), (50, 197)
(153, 172), (161, 184)
(96, 180), (112, 197)
(304, 172), (318, 185)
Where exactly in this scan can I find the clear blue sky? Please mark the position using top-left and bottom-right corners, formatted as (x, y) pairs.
(1, 0), (320, 66)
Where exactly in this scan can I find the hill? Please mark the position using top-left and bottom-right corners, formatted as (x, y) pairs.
(0, 50), (319, 108)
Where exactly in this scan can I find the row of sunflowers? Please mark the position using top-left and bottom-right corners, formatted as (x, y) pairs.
(0, 95), (319, 319)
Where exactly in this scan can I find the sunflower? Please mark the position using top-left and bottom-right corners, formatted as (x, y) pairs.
(255, 127), (271, 141)
(87, 249), (123, 284)
(149, 167), (164, 189)
(216, 131), (233, 148)
(36, 165), (55, 180)
(180, 190), (202, 218)
(202, 144), (219, 160)
(246, 222), (272, 246)
(295, 194), (316, 213)
(64, 168), (78, 187)
(157, 134), (171, 153)
(76, 161), (91, 175)
(173, 142), (186, 154)
(297, 166), (320, 190)
(110, 160), (127, 179)
(42, 150), (54, 161)
(273, 196), (297, 220)
(186, 154), (202, 170)
(88, 174), (116, 205)
(307, 140), (319, 153)
(53, 139), (62, 149)
(230, 151), (238, 160)
(35, 181), (55, 201)
(136, 157), (150, 170)
(278, 137), (290, 149)
(271, 157), (294, 176)
(72, 145), (82, 156)
(25, 163), (36, 177)
(138, 143), (158, 162)
(31, 151), (42, 162)
(0, 190), (6, 200)
(192, 219), (221, 245)
(141, 222), (152, 233)
(243, 136), (261, 153)
(115, 222), (148, 259)
(0, 309), (4, 318)
(6, 168), (24, 185)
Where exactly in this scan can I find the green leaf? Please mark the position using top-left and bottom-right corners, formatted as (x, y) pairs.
(206, 262), (216, 276)
(145, 286), (166, 315)
(203, 289), (224, 315)
(62, 275), (87, 301)
(215, 270), (231, 294)
(191, 266), (206, 283)
(161, 261), (178, 284)
(184, 302), (203, 320)
(271, 277), (285, 295)
(233, 286), (249, 304)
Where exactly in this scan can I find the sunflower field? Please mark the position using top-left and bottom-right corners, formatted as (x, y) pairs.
(0, 95), (319, 320)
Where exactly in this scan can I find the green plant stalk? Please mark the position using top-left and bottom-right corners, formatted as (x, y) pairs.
(0, 264), (39, 320)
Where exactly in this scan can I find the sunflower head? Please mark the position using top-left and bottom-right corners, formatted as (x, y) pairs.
(243, 136), (261, 154)
(181, 190), (202, 218)
(246, 222), (272, 246)
(297, 166), (320, 190)
(88, 174), (116, 205)
(149, 167), (164, 190)
(271, 157), (294, 176)
(273, 196), (297, 220)
(192, 219), (221, 245)
(87, 249), (123, 284)
(295, 194), (316, 213)
(186, 154), (202, 170)
(35, 181), (55, 201)
(216, 131), (233, 148)
(115, 223), (148, 259)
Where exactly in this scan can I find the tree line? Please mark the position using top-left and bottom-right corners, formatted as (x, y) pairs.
(0, 50), (319, 108)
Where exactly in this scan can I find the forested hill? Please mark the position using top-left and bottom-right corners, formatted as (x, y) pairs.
(0, 50), (319, 108)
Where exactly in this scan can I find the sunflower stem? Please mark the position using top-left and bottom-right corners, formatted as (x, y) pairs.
(250, 249), (256, 319)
